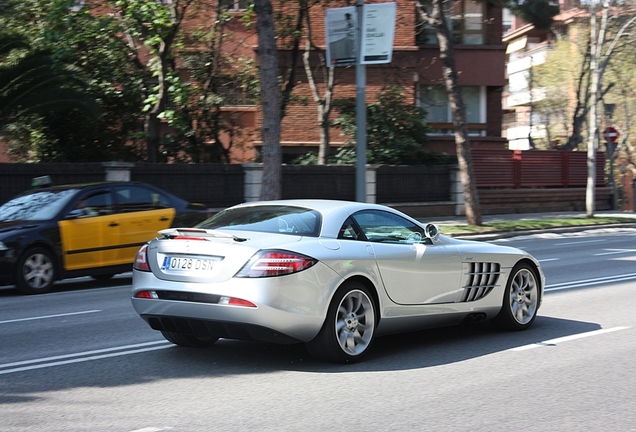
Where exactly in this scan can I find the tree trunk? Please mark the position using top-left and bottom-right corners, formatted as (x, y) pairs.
(145, 42), (170, 163)
(303, 34), (335, 165)
(586, 3), (601, 217)
(255, 0), (282, 200)
(428, 0), (481, 225)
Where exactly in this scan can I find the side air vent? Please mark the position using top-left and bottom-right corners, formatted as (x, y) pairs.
(460, 262), (501, 302)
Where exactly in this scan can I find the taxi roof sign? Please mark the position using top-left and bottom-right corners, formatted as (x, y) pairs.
(31, 175), (53, 188)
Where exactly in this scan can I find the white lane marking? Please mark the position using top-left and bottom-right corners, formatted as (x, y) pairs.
(0, 341), (172, 375)
(0, 309), (101, 325)
(129, 428), (174, 432)
(545, 273), (636, 292)
(510, 326), (629, 351)
(594, 249), (636, 256)
(538, 258), (560, 262)
(555, 239), (605, 246)
(0, 340), (170, 369)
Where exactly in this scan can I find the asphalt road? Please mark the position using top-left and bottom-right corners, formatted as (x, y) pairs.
(1, 227), (635, 431)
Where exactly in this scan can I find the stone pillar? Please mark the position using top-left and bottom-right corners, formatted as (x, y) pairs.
(366, 165), (378, 204)
(451, 165), (466, 216)
(102, 162), (134, 181)
(243, 163), (263, 202)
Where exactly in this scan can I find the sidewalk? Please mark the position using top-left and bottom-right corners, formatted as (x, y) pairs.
(425, 210), (636, 226)
(417, 210), (636, 240)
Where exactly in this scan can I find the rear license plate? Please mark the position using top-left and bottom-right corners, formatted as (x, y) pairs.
(161, 256), (214, 272)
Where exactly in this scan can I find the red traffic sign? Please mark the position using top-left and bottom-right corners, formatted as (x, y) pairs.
(604, 127), (619, 142)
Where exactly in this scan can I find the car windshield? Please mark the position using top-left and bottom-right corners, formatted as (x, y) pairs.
(0, 189), (78, 221)
(198, 205), (322, 237)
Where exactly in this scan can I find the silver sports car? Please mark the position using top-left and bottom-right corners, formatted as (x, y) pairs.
(131, 200), (544, 363)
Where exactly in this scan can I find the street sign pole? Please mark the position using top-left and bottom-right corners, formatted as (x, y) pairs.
(325, 2), (395, 203)
(355, 0), (366, 203)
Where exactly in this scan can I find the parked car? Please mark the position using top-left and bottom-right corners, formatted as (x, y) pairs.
(131, 199), (544, 363)
(0, 176), (209, 294)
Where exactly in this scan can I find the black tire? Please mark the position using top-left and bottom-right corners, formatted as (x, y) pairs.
(305, 281), (377, 364)
(16, 247), (57, 295)
(161, 331), (219, 347)
(91, 273), (115, 281)
(492, 262), (540, 331)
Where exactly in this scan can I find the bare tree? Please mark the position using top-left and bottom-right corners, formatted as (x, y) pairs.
(585, 1), (636, 216)
(302, 3), (336, 165)
(416, 0), (481, 225)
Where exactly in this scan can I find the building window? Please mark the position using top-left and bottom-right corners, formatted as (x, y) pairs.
(418, 85), (486, 135)
(416, 0), (485, 46)
(220, 0), (251, 12)
(218, 81), (258, 106)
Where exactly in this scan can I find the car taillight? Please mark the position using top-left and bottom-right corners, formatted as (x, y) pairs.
(235, 250), (317, 278)
(133, 244), (150, 272)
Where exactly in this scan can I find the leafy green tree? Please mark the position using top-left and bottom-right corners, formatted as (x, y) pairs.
(162, 3), (260, 163)
(111, 0), (196, 163)
(0, 48), (98, 125)
(0, 0), (148, 162)
(294, 86), (454, 165)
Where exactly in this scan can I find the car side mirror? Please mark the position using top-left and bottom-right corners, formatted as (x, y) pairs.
(424, 223), (440, 242)
(65, 209), (87, 219)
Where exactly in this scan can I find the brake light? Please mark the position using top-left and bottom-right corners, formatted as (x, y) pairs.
(134, 290), (158, 299)
(133, 244), (150, 272)
(235, 250), (317, 278)
(219, 296), (257, 307)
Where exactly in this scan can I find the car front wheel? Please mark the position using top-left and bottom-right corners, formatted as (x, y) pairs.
(16, 247), (57, 295)
(492, 262), (540, 331)
(306, 281), (377, 363)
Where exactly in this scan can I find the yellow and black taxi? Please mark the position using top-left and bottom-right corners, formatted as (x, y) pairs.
(0, 176), (209, 294)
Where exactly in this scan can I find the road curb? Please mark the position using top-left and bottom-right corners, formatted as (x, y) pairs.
(448, 222), (636, 241)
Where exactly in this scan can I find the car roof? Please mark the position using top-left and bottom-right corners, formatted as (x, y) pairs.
(31, 181), (147, 191)
(227, 199), (416, 238)
(229, 199), (394, 215)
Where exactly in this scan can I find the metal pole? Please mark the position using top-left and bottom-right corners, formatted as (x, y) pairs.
(355, 0), (366, 202)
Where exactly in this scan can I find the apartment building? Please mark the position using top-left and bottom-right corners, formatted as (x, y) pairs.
(256, 0), (509, 161)
(1, 0), (508, 163)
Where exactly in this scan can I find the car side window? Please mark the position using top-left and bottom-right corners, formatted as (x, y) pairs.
(351, 210), (428, 244)
(338, 216), (364, 241)
(74, 190), (113, 217)
(115, 186), (170, 212)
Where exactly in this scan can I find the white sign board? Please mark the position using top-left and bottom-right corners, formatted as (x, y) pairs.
(325, 6), (357, 67)
(361, 2), (396, 64)
(325, 2), (396, 67)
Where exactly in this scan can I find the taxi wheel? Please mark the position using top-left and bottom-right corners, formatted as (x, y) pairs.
(16, 247), (57, 295)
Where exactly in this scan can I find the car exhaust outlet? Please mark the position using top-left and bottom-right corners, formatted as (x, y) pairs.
(461, 313), (487, 323)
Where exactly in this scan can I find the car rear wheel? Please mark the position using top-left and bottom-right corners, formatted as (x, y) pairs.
(492, 262), (540, 331)
(305, 281), (376, 363)
(16, 247), (56, 295)
(161, 331), (219, 347)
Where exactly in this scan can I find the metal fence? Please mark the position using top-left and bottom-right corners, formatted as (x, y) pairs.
(0, 151), (607, 209)
(0, 163), (453, 207)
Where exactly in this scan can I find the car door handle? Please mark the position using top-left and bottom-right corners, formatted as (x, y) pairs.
(159, 217), (170, 221)
(109, 222), (119, 227)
